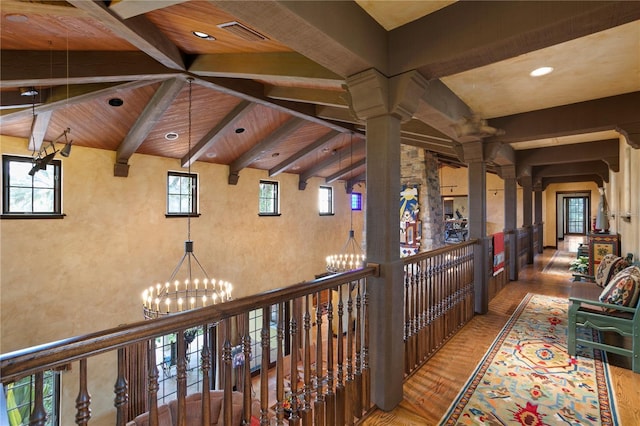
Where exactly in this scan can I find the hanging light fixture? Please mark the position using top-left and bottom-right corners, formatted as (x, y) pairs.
(142, 78), (232, 319)
(326, 133), (366, 273)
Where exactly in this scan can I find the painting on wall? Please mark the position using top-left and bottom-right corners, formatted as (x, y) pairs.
(401, 184), (421, 257)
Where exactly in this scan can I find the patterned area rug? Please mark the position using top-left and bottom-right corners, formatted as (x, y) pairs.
(440, 294), (618, 425)
(541, 251), (575, 276)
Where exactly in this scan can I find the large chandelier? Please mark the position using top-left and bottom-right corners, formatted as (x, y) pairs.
(326, 133), (366, 273)
(142, 78), (232, 319)
(326, 229), (366, 273)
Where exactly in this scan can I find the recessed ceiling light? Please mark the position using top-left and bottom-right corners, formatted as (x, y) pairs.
(235, 128), (245, 134)
(530, 66), (554, 77)
(272, 152), (280, 158)
(192, 31), (215, 40)
(108, 98), (124, 107)
(165, 132), (179, 141)
(205, 152), (217, 158)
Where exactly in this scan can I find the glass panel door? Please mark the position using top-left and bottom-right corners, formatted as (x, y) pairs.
(565, 197), (587, 234)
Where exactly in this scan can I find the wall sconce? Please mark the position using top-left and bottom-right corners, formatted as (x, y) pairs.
(488, 188), (504, 196)
(441, 185), (457, 193)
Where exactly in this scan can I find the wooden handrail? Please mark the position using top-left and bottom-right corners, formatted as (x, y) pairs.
(401, 239), (478, 264)
(0, 265), (378, 383)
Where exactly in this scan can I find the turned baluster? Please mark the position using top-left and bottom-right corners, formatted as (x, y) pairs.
(75, 358), (91, 425)
(30, 371), (47, 426)
(114, 348), (128, 426)
(201, 324), (211, 426)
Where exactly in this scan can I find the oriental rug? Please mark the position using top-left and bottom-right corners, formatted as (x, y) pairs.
(439, 294), (618, 425)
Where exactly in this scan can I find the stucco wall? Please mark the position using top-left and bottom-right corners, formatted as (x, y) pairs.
(0, 135), (363, 424)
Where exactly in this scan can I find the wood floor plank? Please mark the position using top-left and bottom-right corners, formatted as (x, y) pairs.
(362, 243), (640, 425)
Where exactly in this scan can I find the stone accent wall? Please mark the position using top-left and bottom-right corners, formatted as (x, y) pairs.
(401, 146), (445, 250)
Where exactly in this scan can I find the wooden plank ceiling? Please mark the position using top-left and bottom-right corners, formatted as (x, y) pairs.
(1, 0), (639, 188)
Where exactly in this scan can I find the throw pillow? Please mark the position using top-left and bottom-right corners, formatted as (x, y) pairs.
(599, 265), (640, 310)
(595, 254), (628, 288)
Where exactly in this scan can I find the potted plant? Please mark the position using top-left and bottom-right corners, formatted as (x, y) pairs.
(569, 256), (589, 275)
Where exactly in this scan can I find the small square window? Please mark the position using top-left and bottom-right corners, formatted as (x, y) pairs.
(2, 155), (62, 217)
(319, 186), (334, 215)
(167, 172), (197, 216)
(259, 180), (279, 215)
(351, 192), (362, 211)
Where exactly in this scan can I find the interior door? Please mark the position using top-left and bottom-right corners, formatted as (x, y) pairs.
(564, 196), (588, 235)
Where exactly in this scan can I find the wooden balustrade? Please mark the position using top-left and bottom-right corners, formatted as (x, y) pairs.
(1, 266), (377, 426)
(402, 240), (476, 376)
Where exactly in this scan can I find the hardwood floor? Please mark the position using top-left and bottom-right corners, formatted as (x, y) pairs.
(362, 242), (640, 426)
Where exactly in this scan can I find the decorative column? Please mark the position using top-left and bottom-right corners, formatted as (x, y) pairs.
(520, 175), (534, 264)
(346, 68), (428, 410)
(534, 180), (543, 253)
(460, 141), (489, 314)
(500, 165), (518, 281)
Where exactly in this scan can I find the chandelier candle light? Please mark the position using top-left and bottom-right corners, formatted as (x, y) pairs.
(326, 132), (366, 273)
(142, 78), (232, 319)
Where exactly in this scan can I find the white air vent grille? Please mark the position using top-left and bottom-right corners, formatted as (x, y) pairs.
(217, 21), (268, 42)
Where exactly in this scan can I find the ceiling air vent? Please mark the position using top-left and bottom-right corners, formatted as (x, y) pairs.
(217, 21), (268, 42)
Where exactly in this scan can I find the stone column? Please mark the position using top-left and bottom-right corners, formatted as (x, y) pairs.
(461, 141), (488, 314)
(400, 146), (444, 251)
(346, 68), (428, 410)
(500, 165), (518, 281)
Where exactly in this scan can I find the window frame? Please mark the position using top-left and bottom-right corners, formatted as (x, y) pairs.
(258, 180), (280, 216)
(318, 185), (334, 216)
(4, 370), (60, 426)
(166, 171), (199, 217)
(1, 155), (63, 219)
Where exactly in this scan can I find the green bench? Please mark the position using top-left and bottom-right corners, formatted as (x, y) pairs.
(567, 261), (640, 373)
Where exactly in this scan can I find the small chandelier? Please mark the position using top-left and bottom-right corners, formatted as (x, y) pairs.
(142, 78), (232, 319)
(326, 133), (365, 273)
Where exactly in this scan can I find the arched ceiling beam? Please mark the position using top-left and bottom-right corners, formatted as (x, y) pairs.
(488, 92), (640, 148)
(542, 175), (604, 191)
(516, 139), (620, 172)
(532, 160), (610, 183)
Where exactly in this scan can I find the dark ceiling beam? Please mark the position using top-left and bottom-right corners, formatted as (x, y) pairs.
(325, 158), (366, 184)
(181, 100), (256, 168)
(109, 0), (188, 19)
(402, 118), (452, 143)
(0, 80), (161, 123)
(516, 139), (620, 172)
(228, 117), (307, 185)
(67, 0), (185, 71)
(542, 175), (604, 191)
(316, 106), (359, 125)
(347, 173), (366, 192)
(114, 77), (187, 177)
(269, 130), (341, 177)
(264, 85), (348, 108)
(414, 79), (474, 141)
(0, 89), (52, 110)
(196, 76), (353, 135)
(27, 111), (52, 152)
(532, 160), (610, 182)
(400, 137), (458, 157)
(488, 92), (640, 148)
(298, 139), (366, 190)
(0, 50), (179, 88)
(190, 53), (344, 88)
(484, 142), (515, 166)
(389, 1), (640, 78)
(210, 0), (387, 78)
